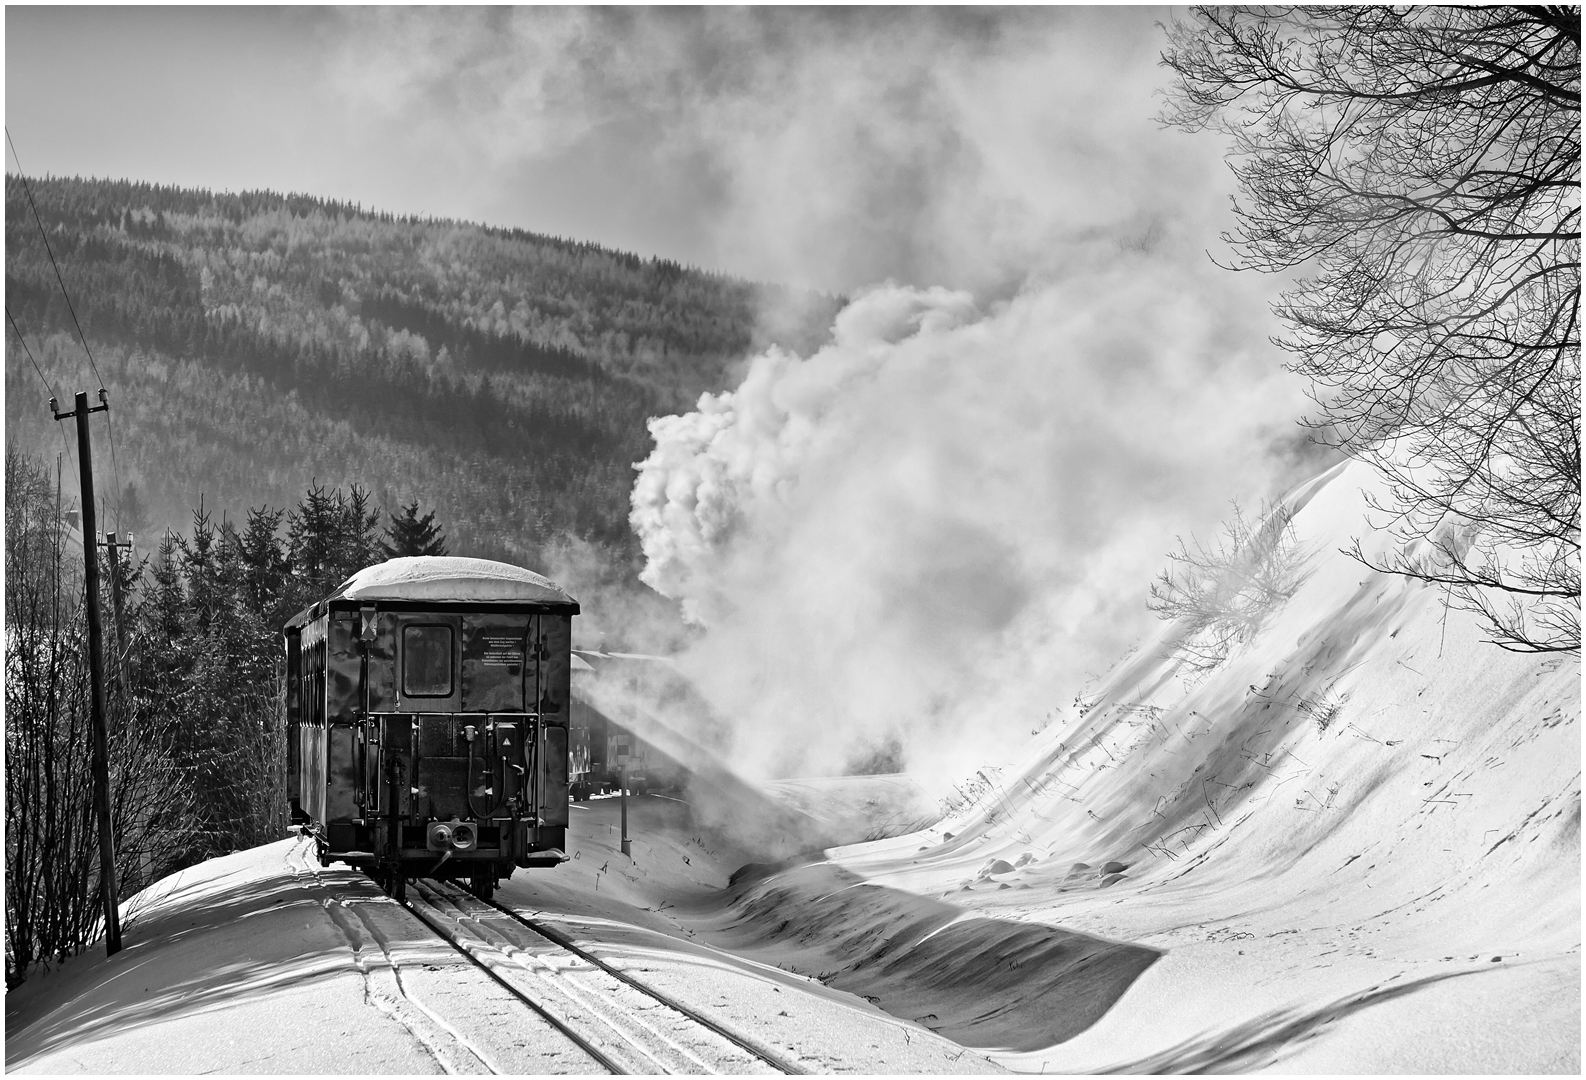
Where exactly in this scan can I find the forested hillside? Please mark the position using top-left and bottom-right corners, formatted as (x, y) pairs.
(4, 176), (840, 568)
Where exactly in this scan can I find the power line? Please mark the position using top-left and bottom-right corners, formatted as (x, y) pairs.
(6, 304), (58, 400)
(6, 127), (124, 530)
(5, 129), (107, 390)
(7, 304), (79, 474)
(103, 408), (127, 532)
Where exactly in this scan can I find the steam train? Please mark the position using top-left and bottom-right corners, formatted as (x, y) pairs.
(284, 556), (578, 901)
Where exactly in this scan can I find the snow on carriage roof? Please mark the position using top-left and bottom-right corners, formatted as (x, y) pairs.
(328, 556), (578, 606)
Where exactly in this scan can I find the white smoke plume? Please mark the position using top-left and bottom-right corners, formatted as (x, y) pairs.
(633, 264), (1311, 788)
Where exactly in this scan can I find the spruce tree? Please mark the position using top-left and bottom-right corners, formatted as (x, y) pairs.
(286, 481), (341, 597)
(341, 484), (384, 571)
(287, 481), (388, 601)
(236, 506), (289, 626)
(379, 500), (448, 559)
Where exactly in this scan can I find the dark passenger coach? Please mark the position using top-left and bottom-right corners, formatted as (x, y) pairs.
(284, 556), (579, 900)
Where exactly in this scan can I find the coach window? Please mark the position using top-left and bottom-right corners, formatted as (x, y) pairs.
(403, 625), (454, 697)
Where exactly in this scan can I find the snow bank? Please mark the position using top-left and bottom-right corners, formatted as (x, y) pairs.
(683, 858), (1159, 1051)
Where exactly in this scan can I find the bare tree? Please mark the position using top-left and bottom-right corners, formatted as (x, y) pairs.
(1150, 500), (1306, 673)
(1162, 6), (1580, 652)
(4, 445), (197, 985)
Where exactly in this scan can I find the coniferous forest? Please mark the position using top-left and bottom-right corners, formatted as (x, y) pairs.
(3, 176), (841, 984)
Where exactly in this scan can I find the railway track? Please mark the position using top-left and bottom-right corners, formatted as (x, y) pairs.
(404, 879), (805, 1075)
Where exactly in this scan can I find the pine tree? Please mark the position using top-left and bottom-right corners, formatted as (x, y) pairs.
(379, 500), (448, 559)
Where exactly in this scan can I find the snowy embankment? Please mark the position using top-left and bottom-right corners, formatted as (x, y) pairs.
(5, 460), (1578, 1074)
(824, 459), (1580, 1072)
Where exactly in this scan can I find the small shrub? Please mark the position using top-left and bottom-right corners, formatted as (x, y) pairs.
(1149, 500), (1306, 674)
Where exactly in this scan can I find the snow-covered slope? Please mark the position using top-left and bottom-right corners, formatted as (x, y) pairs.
(832, 459), (1580, 1072)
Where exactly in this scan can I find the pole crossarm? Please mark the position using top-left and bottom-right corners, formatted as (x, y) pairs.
(51, 387), (109, 421)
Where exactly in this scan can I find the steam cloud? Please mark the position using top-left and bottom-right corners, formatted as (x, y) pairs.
(633, 267), (1310, 787)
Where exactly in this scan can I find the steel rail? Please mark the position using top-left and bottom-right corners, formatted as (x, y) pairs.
(473, 890), (806, 1075)
(399, 892), (627, 1075)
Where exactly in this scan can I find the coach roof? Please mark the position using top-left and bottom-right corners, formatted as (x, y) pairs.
(328, 555), (578, 606)
(285, 557), (579, 630)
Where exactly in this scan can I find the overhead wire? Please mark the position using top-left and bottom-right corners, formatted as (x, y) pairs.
(103, 407), (126, 533)
(5, 127), (106, 388)
(6, 125), (125, 531)
(7, 304), (79, 477)
(6, 303), (59, 401)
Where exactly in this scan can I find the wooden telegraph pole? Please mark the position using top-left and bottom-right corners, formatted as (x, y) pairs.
(618, 741), (632, 858)
(620, 761), (631, 857)
(102, 532), (134, 694)
(52, 389), (121, 957)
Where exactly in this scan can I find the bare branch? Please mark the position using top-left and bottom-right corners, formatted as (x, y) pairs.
(1163, 5), (1580, 653)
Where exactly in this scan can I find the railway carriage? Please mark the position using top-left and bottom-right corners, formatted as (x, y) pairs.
(285, 556), (578, 900)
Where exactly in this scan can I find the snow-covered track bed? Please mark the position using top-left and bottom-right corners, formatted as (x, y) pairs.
(274, 837), (608, 1073)
(406, 880), (799, 1075)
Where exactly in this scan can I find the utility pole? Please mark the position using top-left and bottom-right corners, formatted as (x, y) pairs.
(619, 762), (631, 858)
(52, 389), (121, 957)
(102, 532), (134, 694)
(102, 531), (140, 888)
